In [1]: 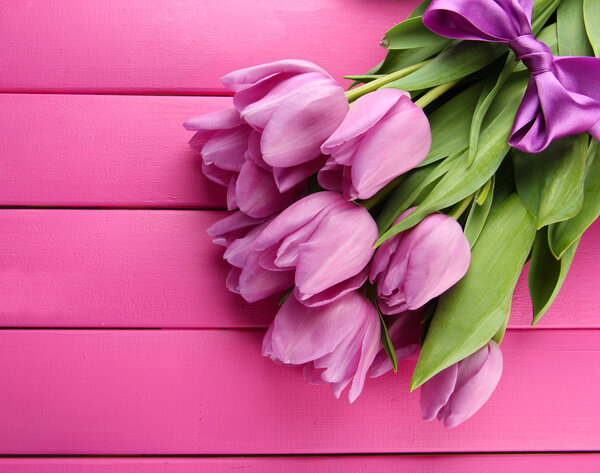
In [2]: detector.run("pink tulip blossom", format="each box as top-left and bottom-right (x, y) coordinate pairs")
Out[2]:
(184, 108), (306, 218)
(319, 89), (431, 200)
(420, 341), (503, 428)
(369, 309), (424, 378)
(207, 212), (294, 300)
(250, 191), (379, 306)
(370, 210), (471, 314)
(262, 291), (381, 403)
(222, 59), (349, 169)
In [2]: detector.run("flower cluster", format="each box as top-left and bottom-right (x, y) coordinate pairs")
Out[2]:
(184, 0), (600, 430)
(186, 57), (505, 428)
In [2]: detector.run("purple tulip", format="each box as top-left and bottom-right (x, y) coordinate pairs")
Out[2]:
(262, 291), (381, 403)
(420, 341), (503, 428)
(207, 212), (294, 300)
(250, 191), (379, 306)
(185, 108), (306, 218)
(319, 89), (431, 200)
(369, 309), (424, 378)
(370, 210), (471, 314)
(221, 59), (349, 168)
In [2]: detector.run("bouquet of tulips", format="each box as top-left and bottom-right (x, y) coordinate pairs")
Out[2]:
(185, 0), (600, 428)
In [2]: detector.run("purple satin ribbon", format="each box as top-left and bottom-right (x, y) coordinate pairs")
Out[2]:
(423, 0), (600, 153)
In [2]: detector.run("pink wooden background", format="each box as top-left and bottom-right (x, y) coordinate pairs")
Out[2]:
(1, 0), (599, 470)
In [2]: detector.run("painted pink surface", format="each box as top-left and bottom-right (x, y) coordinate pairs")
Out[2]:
(0, 0), (418, 94)
(0, 94), (227, 208)
(1, 209), (598, 328)
(1, 455), (599, 473)
(0, 210), (278, 328)
(0, 329), (598, 454)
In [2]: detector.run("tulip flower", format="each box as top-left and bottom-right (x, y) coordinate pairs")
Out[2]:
(319, 89), (431, 200)
(420, 341), (503, 428)
(369, 309), (424, 378)
(221, 59), (349, 168)
(370, 210), (471, 314)
(185, 109), (306, 218)
(207, 212), (294, 299)
(250, 191), (379, 306)
(262, 291), (381, 403)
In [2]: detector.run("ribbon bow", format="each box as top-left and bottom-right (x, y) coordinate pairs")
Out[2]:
(423, 0), (600, 153)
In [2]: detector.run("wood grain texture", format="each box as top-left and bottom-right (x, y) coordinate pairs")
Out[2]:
(0, 0), (418, 94)
(0, 94), (226, 208)
(1, 209), (598, 328)
(0, 209), (278, 328)
(0, 329), (599, 454)
(1, 455), (599, 472)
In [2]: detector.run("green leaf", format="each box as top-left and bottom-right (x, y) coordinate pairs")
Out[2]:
(583, 0), (600, 56)
(377, 75), (528, 246)
(558, 0), (594, 56)
(464, 176), (495, 247)
(513, 134), (588, 229)
(376, 153), (461, 232)
(383, 41), (506, 91)
(549, 139), (600, 258)
(379, 311), (398, 373)
(468, 55), (516, 166)
(411, 193), (536, 389)
(408, 0), (432, 18)
(423, 83), (483, 167)
(382, 17), (451, 50)
(528, 227), (580, 326)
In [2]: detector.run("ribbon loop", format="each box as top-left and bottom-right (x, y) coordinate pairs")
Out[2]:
(423, 0), (600, 153)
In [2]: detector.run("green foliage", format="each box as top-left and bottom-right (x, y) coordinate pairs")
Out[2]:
(411, 194), (536, 389)
(583, 0), (600, 56)
(549, 140), (600, 258)
(558, 0), (594, 56)
(513, 135), (588, 229)
(528, 228), (580, 326)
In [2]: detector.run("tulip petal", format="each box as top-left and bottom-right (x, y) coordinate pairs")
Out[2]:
(253, 192), (339, 253)
(347, 309), (381, 403)
(261, 85), (349, 167)
(351, 96), (431, 199)
(420, 363), (458, 421)
(296, 268), (369, 307)
(272, 156), (325, 192)
(442, 342), (503, 428)
(400, 214), (471, 310)
(238, 254), (294, 303)
(317, 159), (344, 193)
(294, 202), (378, 297)
(223, 220), (270, 268)
(270, 293), (363, 364)
(221, 59), (331, 92)
(236, 160), (306, 218)
(183, 108), (243, 131)
(202, 126), (251, 171)
(321, 88), (408, 154)
(207, 211), (265, 247)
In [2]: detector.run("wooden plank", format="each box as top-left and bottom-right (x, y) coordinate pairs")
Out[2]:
(0, 329), (598, 454)
(0, 0), (418, 94)
(1, 209), (599, 328)
(1, 455), (599, 472)
(0, 94), (227, 208)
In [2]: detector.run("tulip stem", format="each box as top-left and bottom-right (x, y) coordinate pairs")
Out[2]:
(414, 80), (460, 108)
(345, 60), (431, 102)
(447, 193), (475, 220)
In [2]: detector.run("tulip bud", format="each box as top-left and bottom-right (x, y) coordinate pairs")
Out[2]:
(370, 210), (471, 314)
(319, 89), (431, 200)
(263, 291), (381, 403)
(420, 341), (503, 428)
(249, 191), (379, 306)
(222, 59), (349, 168)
